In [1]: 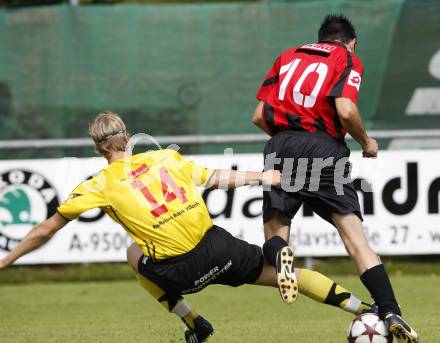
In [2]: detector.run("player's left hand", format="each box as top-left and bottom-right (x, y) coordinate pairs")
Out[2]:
(0, 259), (7, 269)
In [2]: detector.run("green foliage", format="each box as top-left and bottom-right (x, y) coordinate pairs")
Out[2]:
(0, 263), (134, 284)
(1, 256), (439, 284)
(0, 276), (436, 342)
(0, 0), (256, 6)
(81, 0), (257, 3)
(0, 0), (62, 6)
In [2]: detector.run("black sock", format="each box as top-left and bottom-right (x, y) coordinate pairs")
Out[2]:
(263, 236), (288, 266)
(360, 264), (401, 317)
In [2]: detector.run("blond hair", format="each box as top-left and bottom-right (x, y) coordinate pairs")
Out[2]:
(89, 111), (128, 158)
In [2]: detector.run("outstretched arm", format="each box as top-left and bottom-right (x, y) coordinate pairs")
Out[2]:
(0, 213), (68, 268)
(206, 169), (280, 189)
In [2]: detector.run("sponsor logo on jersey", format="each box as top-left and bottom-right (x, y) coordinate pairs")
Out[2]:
(300, 43), (337, 53)
(0, 170), (59, 252)
(347, 70), (362, 90)
(130, 164), (150, 178)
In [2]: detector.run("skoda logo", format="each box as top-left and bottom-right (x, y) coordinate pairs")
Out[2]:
(0, 169), (59, 252)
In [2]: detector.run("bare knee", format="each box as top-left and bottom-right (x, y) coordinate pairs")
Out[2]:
(344, 239), (374, 259)
(332, 212), (379, 261)
(127, 243), (143, 273)
(334, 221), (372, 257)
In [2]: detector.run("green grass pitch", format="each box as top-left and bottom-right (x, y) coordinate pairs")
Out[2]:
(0, 275), (437, 342)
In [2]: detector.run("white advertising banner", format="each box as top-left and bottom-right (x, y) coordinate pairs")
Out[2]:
(1, 150), (440, 264)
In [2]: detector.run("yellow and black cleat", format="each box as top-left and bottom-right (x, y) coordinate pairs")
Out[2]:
(276, 246), (298, 305)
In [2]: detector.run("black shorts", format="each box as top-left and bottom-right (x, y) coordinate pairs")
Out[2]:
(138, 226), (263, 296)
(263, 130), (362, 226)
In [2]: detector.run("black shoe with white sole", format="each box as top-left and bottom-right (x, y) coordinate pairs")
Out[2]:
(276, 246), (298, 304)
(385, 312), (419, 343)
(184, 316), (214, 343)
(361, 302), (380, 315)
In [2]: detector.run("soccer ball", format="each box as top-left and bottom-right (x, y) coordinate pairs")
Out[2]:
(347, 313), (393, 343)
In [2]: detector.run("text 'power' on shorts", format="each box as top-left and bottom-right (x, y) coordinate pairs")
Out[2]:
(138, 226), (264, 296)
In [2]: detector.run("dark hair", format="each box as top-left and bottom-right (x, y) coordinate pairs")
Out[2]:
(318, 14), (356, 44)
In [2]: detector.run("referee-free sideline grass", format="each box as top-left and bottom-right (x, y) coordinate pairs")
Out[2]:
(0, 275), (437, 342)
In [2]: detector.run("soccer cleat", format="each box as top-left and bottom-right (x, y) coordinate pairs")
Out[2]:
(184, 316), (214, 343)
(385, 312), (419, 343)
(276, 246), (298, 304)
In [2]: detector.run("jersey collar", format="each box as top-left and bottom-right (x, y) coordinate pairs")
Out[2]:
(317, 40), (347, 50)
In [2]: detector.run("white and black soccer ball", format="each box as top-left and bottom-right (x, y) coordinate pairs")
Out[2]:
(347, 313), (393, 343)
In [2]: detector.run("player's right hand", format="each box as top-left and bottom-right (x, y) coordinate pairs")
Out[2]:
(262, 169), (281, 188)
(362, 138), (378, 158)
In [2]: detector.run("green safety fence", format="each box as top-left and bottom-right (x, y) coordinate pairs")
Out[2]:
(0, 0), (439, 158)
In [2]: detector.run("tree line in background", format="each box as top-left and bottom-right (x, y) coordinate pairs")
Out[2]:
(0, 0), (258, 6)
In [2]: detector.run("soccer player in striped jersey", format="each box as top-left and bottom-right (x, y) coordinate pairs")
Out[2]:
(252, 14), (418, 343)
(2, 111), (377, 343)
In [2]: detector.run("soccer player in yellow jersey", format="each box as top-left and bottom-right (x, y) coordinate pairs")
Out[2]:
(1, 112), (376, 343)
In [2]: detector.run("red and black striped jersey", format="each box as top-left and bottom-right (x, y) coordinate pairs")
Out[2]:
(256, 41), (363, 141)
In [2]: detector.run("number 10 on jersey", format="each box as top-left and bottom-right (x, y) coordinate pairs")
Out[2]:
(279, 58), (328, 108)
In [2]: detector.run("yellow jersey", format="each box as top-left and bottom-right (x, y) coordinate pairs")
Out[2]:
(57, 149), (214, 261)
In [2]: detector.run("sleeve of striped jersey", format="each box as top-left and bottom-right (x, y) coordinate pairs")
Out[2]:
(171, 151), (214, 187)
(57, 176), (107, 221)
(256, 55), (281, 101)
(340, 56), (363, 104)
(330, 54), (364, 104)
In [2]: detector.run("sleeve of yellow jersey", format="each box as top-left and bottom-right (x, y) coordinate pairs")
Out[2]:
(171, 150), (214, 187)
(57, 175), (107, 221)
